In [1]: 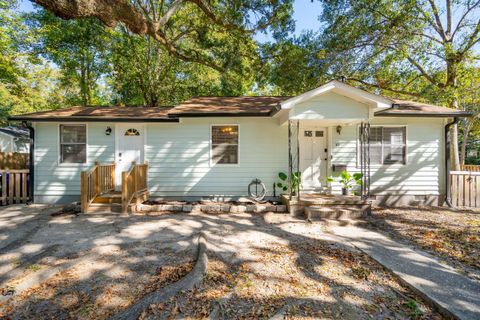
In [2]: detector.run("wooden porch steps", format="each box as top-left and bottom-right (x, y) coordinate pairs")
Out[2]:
(89, 190), (149, 213)
(81, 161), (149, 214)
(93, 192), (122, 204)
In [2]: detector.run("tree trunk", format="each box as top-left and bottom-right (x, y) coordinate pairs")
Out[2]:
(80, 57), (87, 107)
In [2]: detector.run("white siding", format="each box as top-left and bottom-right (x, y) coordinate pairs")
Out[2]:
(146, 118), (288, 197)
(290, 91), (370, 120)
(34, 118), (288, 200)
(330, 117), (445, 196)
(33, 116), (444, 202)
(34, 122), (115, 197)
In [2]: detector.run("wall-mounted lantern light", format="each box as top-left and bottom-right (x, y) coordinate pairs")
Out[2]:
(105, 127), (112, 136)
(336, 125), (342, 135)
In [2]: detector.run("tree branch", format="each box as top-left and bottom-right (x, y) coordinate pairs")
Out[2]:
(452, 0), (480, 39)
(346, 77), (422, 97)
(427, 0), (447, 41)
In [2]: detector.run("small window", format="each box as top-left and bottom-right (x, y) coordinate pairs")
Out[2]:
(125, 128), (140, 136)
(211, 125), (239, 165)
(315, 130), (324, 137)
(60, 124), (86, 163)
(359, 126), (406, 165)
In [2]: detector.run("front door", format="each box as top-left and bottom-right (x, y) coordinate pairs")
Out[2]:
(115, 124), (145, 190)
(299, 127), (328, 191)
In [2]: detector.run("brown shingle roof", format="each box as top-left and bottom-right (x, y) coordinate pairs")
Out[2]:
(375, 99), (472, 117)
(10, 106), (178, 122)
(9, 95), (472, 122)
(168, 96), (291, 116)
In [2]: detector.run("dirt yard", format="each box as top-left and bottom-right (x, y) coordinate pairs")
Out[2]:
(0, 205), (444, 319)
(365, 206), (480, 280)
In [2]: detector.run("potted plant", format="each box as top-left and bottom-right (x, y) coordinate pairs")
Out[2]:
(276, 171), (302, 195)
(325, 176), (334, 194)
(338, 170), (363, 195)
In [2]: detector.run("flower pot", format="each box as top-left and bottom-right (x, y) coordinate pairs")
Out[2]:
(341, 187), (350, 196)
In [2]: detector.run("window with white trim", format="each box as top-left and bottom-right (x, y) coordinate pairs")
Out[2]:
(60, 124), (86, 163)
(360, 126), (406, 165)
(211, 125), (239, 165)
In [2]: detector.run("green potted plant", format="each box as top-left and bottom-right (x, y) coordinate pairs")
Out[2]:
(338, 170), (363, 195)
(276, 171), (301, 195)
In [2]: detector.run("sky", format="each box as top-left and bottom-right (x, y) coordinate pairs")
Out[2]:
(18, 0), (324, 43)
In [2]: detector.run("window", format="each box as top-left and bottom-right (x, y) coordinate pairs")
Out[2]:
(211, 125), (239, 165)
(125, 128), (140, 136)
(60, 124), (86, 163)
(360, 126), (406, 165)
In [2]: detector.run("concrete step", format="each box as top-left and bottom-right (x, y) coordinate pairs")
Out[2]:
(302, 195), (368, 206)
(305, 205), (370, 220)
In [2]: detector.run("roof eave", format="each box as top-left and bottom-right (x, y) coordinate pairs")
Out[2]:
(167, 112), (272, 117)
(8, 116), (180, 122)
(374, 111), (473, 118)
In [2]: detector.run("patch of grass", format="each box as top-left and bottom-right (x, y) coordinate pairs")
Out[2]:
(403, 299), (423, 319)
(11, 258), (22, 266)
(78, 304), (94, 316)
(351, 264), (372, 280)
(25, 264), (42, 272)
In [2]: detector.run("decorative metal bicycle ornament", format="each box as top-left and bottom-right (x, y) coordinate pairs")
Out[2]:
(248, 178), (267, 202)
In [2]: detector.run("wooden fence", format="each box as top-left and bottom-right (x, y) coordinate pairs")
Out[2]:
(0, 152), (29, 169)
(0, 169), (30, 205)
(450, 171), (480, 208)
(460, 165), (480, 172)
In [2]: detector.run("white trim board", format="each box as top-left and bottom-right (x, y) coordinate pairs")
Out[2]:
(280, 80), (393, 111)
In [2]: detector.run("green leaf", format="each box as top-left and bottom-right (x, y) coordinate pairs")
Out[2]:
(278, 172), (287, 181)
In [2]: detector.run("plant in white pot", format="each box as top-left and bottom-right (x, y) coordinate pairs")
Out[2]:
(338, 170), (363, 195)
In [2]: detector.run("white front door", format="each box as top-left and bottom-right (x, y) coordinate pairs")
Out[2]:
(299, 127), (328, 191)
(115, 124), (145, 190)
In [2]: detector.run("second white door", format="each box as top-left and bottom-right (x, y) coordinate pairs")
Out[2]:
(116, 124), (145, 190)
(299, 127), (328, 191)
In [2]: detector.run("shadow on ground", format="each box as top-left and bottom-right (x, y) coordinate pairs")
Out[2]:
(0, 205), (442, 319)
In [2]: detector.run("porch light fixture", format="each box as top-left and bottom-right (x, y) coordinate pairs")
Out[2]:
(105, 127), (112, 136)
(336, 125), (342, 135)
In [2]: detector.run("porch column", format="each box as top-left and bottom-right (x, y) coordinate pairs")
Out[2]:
(296, 120), (300, 198)
(288, 120), (292, 200)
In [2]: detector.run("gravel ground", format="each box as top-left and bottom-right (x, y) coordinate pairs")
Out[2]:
(364, 206), (480, 280)
(0, 206), (447, 319)
(143, 241), (441, 320)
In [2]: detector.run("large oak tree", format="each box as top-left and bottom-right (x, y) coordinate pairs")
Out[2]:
(315, 0), (480, 169)
(31, 0), (294, 71)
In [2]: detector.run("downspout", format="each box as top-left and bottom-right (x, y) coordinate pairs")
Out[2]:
(444, 117), (458, 208)
(22, 121), (34, 204)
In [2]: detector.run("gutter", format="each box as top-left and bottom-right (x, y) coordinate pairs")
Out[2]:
(22, 121), (34, 204)
(10, 117), (180, 123)
(444, 117), (459, 208)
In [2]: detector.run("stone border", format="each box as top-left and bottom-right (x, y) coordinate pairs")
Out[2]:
(134, 203), (287, 214)
(111, 232), (209, 320)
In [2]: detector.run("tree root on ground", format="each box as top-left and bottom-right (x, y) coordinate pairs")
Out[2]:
(110, 232), (209, 320)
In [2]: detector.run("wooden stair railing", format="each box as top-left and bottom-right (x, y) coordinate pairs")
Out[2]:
(81, 162), (115, 213)
(121, 161), (148, 214)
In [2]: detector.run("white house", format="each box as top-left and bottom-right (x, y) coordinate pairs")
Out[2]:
(11, 81), (471, 208)
(0, 126), (30, 153)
